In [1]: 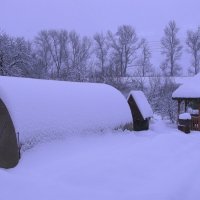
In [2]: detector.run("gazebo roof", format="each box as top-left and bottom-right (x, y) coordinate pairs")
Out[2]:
(172, 73), (200, 100)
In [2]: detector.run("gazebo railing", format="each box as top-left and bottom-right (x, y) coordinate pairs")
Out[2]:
(191, 116), (200, 131)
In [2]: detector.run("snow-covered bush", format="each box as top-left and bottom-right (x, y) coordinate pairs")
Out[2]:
(147, 77), (179, 122)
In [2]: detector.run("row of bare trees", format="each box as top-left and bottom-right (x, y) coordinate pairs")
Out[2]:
(161, 20), (200, 76)
(1, 22), (200, 82)
(94, 27), (152, 80)
(34, 30), (91, 81)
(0, 25), (154, 83)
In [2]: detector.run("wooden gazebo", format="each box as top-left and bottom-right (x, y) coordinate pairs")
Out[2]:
(172, 97), (200, 131)
(172, 73), (200, 131)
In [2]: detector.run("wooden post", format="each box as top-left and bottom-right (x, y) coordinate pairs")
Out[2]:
(184, 99), (187, 112)
(198, 103), (200, 115)
(178, 100), (181, 115)
(177, 100), (181, 124)
(198, 102), (200, 131)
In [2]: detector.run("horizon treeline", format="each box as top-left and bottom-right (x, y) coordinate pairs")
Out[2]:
(0, 20), (200, 83)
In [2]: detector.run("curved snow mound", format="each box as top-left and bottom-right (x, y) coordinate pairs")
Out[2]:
(0, 76), (132, 144)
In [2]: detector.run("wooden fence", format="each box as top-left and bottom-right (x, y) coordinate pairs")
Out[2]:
(191, 116), (200, 131)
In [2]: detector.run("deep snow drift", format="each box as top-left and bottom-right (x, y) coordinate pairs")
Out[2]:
(0, 117), (200, 200)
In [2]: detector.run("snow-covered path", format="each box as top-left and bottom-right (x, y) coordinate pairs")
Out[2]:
(1, 118), (200, 200)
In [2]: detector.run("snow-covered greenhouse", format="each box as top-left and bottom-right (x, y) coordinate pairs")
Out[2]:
(127, 90), (153, 131)
(0, 76), (132, 168)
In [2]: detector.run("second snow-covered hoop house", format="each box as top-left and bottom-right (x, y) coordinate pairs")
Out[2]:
(0, 76), (132, 168)
(127, 91), (153, 131)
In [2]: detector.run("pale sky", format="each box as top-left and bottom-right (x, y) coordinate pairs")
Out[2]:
(1, 0), (200, 71)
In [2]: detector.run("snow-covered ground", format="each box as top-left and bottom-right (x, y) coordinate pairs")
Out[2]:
(1, 116), (200, 200)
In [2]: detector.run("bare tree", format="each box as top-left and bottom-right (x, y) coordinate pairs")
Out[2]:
(186, 27), (200, 75)
(35, 30), (91, 81)
(136, 38), (152, 76)
(34, 30), (53, 78)
(47, 30), (68, 79)
(35, 30), (69, 79)
(69, 31), (91, 81)
(93, 33), (109, 79)
(108, 25), (140, 77)
(160, 20), (182, 76)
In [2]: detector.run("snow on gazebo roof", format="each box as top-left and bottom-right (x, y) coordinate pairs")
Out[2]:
(172, 73), (200, 99)
(127, 91), (153, 119)
(0, 76), (132, 145)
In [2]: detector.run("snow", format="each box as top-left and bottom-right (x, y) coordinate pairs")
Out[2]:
(172, 73), (200, 98)
(179, 113), (191, 120)
(174, 76), (194, 85)
(1, 117), (200, 200)
(121, 76), (193, 87)
(128, 90), (153, 119)
(187, 108), (199, 115)
(0, 76), (132, 145)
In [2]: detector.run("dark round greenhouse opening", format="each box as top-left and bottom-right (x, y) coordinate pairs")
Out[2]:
(0, 99), (19, 168)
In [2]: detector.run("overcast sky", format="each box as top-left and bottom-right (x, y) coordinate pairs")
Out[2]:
(1, 0), (200, 71)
